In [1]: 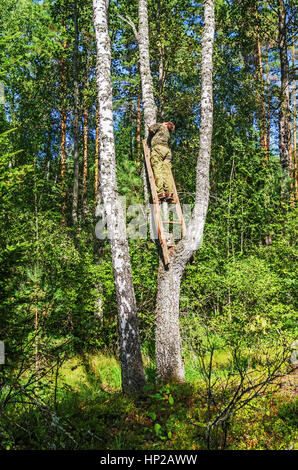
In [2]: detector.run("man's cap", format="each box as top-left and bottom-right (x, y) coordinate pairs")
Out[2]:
(164, 121), (175, 131)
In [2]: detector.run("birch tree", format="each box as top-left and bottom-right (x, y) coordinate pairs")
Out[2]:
(137, 0), (157, 131)
(59, 36), (67, 218)
(277, 0), (291, 173)
(119, 0), (157, 131)
(136, 0), (215, 383)
(118, 0), (157, 206)
(72, 0), (80, 224)
(92, 0), (146, 394)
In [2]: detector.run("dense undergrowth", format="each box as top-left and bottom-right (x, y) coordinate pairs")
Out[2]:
(0, 352), (297, 451)
(0, 211), (297, 451)
(0, 0), (297, 454)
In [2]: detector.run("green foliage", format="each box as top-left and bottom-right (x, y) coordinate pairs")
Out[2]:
(0, 0), (296, 452)
(1, 353), (296, 450)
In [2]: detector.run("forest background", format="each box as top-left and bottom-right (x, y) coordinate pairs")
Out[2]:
(0, 0), (297, 451)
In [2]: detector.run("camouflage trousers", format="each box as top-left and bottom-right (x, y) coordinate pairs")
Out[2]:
(150, 144), (174, 195)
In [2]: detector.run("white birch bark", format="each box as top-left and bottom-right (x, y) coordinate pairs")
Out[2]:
(119, 1), (156, 203)
(138, 0), (157, 130)
(72, 0), (80, 224)
(92, 0), (146, 394)
(278, 0), (291, 173)
(119, 0), (214, 383)
(155, 0), (214, 383)
(118, 0), (157, 129)
(137, 0), (157, 205)
(137, 0), (215, 383)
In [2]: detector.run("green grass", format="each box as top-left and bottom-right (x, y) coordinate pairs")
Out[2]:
(184, 349), (233, 383)
(1, 351), (297, 451)
(58, 353), (122, 394)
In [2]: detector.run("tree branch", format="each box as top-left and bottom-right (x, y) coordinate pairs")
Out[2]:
(118, 14), (139, 43)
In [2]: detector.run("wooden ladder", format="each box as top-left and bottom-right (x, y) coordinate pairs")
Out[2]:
(143, 139), (186, 266)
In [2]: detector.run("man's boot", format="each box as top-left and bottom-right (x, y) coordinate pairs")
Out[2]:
(158, 193), (167, 201)
(164, 193), (174, 202)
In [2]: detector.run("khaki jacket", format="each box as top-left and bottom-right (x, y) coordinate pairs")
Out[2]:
(149, 123), (170, 148)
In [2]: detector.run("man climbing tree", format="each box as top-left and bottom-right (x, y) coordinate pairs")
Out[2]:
(136, 0), (215, 383)
(119, 0), (215, 383)
(149, 121), (175, 202)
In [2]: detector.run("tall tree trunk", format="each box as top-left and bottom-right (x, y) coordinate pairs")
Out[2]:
(137, 0), (214, 383)
(118, 0), (156, 202)
(33, 160), (40, 388)
(129, 99), (134, 160)
(156, 0), (214, 383)
(83, 71), (88, 215)
(157, 0), (166, 120)
(138, 0), (157, 204)
(59, 36), (67, 218)
(244, 54), (254, 141)
(158, 43), (166, 120)
(83, 34), (90, 215)
(278, 0), (291, 174)
(95, 107), (100, 203)
(252, 4), (267, 154)
(138, 0), (158, 130)
(155, 264), (185, 382)
(136, 92), (142, 165)
(72, 0), (80, 223)
(266, 45), (270, 154)
(255, 38), (267, 152)
(60, 109), (67, 216)
(292, 45), (297, 201)
(83, 94), (88, 215)
(92, 0), (146, 394)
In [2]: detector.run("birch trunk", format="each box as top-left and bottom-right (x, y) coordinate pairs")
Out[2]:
(155, 264), (185, 382)
(72, 0), (80, 223)
(94, 107), (99, 203)
(266, 45), (270, 154)
(137, 0), (157, 205)
(136, 92), (142, 164)
(138, 0), (157, 129)
(156, 0), (166, 119)
(137, 0), (214, 383)
(92, 0), (146, 394)
(278, 0), (291, 173)
(253, 5), (267, 154)
(255, 38), (267, 152)
(60, 109), (67, 216)
(292, 46), (297, 201)
(83, 34), (90, 215)
(59, 36), (67, 218)
(83, 93), (88, 215)
(155, 0), (214, 382)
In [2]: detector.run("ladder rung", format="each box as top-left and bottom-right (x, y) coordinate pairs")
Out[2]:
(161, 220), (182, 224)
(143, 138), (186, 264)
